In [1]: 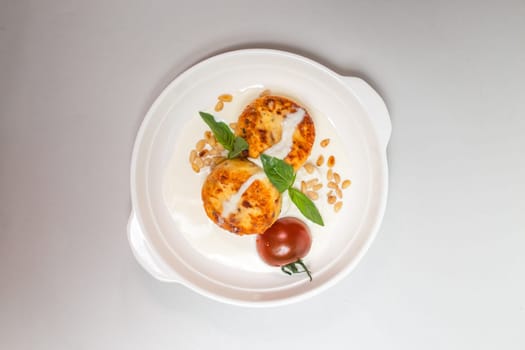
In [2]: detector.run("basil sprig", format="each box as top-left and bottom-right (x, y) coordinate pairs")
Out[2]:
(228, 136), (249, 159)
(260, 154), (296, 193)
(260, 154), (324, 226)
(288, 188), (324, 227)
(199, 112), (248, 159)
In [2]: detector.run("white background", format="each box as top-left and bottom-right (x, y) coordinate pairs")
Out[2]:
(1, 1), (524, 349)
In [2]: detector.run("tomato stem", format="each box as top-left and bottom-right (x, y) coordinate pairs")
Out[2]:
(281, 259), (312, 282)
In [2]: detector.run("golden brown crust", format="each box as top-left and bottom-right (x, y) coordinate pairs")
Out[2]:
(201, 159), (282, 235)
(234, 95), (315, 170)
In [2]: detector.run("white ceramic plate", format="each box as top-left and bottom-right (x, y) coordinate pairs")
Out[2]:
(128, 49), (391, 307)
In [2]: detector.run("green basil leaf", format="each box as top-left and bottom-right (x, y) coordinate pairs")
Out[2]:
(228, 136), (249, 159)
(199, 112), (234, 151)
(260, 154), (295, 193)
(288, 187), (325, 226)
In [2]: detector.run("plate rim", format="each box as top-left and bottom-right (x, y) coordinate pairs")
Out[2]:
(129, 48), (391, 306)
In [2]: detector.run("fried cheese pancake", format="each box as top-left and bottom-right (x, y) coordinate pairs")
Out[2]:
(234, 95), (315, 170)
(201, 159), (282, 235)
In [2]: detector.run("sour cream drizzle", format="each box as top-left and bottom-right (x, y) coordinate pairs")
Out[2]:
(264, 108), (305, 159)
(221, 109), (305, 218)
(221, 172), (267, 217)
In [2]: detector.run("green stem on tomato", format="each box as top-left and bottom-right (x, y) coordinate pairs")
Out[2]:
(280, 259), (312, 282)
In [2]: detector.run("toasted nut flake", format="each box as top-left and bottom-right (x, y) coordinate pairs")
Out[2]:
(327, 168), (333, 181)
(336, 187), (343, 199)
(203, 158), (213, 166)
(333, 172), (341, 184)
(328, 194), (337, 204)
(320, 138), (330, 148)
(301, 181), (307, 193)
(342, 179), (352, 189)
(327, 181), (337, 189)
(327, 155), (335, 168)
(229, 122), (237, 130)
(316, 155), (324, 167)
(189, 150), (197, 163)
(305, 178), (319, 187)
(196, 139), (206, 151)
(306, 191), (319, 200)
(304, 163), (315, 174)
(218, 94), (233, 102)
(313, 183), (323, 191)
(198, 149), (209, 157)
(191, 162), (200, 173)
(204, 130), (212, 139)
(259, 89), (271, 97)
(334, 201), (343, 212)
(215, 101), (224, 112)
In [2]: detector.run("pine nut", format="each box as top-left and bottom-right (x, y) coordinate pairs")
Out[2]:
(333, 172), (341, 184)
(334, 201), (343, 212)
(196, 139), (206, 151)
(327, 155), (335, 168)
(218, 94), (233, 102)
(327, 169), (333, 181)
(189, 150), (197, 163)
(313, 183), (323, 191)
(320, 138), (330, 147)
(306, 191), (319, 200)
(336, 187), (343, 198)
(304, 163), (315, 174)
(212, 157), (224, 165)
(316, 155), (324, 167)
(229, 122), (237, 130)
(204, 131), (212, 140)
(214, 100), (224, 112)
(327, 181), (337, 189)
(191, 162), (200, 173)
(305, 178), (319, 187)
(301, 181), (307, 193)
(194, 157), (204, 168)
(328, 194), (337, 204)
(208, 148), (222, 156)
(342, 179), (352, 189)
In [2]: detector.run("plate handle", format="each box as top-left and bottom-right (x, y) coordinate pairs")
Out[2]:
(127, 212), (180, 282)
(341, 77), (392, 149)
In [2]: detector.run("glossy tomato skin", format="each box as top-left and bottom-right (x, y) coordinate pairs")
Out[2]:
(256, 217), (312, 266)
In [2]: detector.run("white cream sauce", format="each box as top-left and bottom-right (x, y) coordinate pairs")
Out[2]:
(264, 108), (305, 159)
(162, 87), (353, 272)
(221, 171), (267, 217)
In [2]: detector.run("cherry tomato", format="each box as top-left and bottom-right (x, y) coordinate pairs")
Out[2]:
(256, 217), (313, 280)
